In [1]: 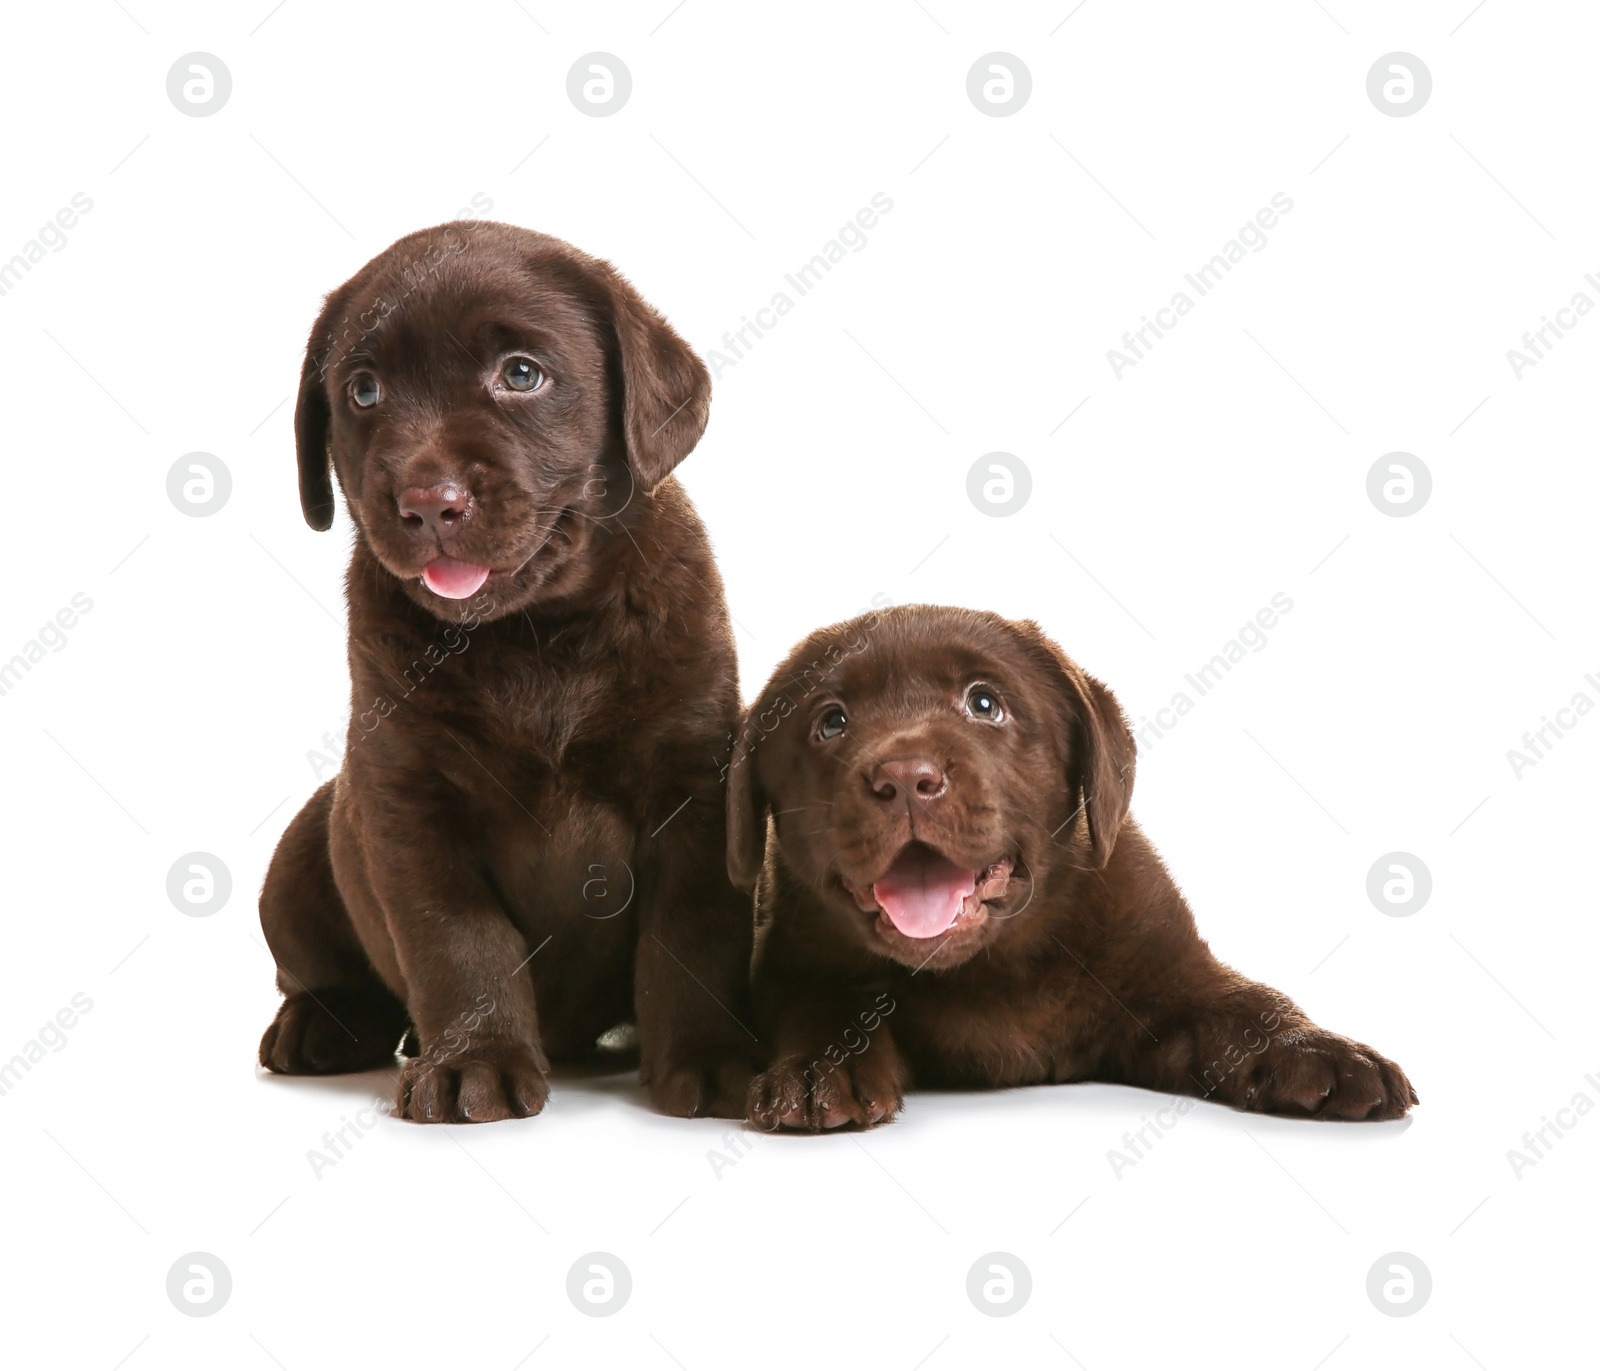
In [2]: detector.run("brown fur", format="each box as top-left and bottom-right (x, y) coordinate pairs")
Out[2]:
(257, 221), (753, 1122)
(728, 604), (1417, 1131)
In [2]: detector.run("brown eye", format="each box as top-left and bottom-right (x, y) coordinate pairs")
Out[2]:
(500, 356), (543, 392)
(349, 374), (380, 408)
(965, 686), (1003, 722)
(817, 706), (847, 741)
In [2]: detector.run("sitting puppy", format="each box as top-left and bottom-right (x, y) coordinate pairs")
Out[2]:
(257, 221), (753, 1122)
(728, 604), (1417, 1130)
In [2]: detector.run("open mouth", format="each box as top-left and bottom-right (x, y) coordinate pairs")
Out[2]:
(846, 842), (1015, 941)
(418, 508), (578, 600)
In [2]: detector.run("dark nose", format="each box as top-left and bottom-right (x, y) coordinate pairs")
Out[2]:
(398, 483), (474, 536)
(871, 756), (948, 805)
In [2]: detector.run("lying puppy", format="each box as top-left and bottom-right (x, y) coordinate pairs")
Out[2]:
(728, 604), (1417, 1130)
(258, 221), (753, 1121)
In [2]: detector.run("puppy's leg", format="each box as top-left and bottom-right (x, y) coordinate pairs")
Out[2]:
(634, 802), (756, 1119)
(380, 890), (549, 1124)
(259, 781), (410, 1075)
(305, 781), (547, 1124)
(747, 980), (908, 1132)
(1108, 971), (1418, 1121)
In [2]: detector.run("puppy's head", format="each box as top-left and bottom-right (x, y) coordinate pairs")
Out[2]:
(728, 605), (1135, 971)
(293, 221), (710, 620)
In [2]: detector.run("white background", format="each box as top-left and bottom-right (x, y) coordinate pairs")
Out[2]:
(1, 1), (1594, 1367)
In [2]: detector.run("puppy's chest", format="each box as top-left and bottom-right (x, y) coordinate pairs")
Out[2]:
(898, 973), (1091, 1087)
(454, 633), (668, 766)
(486, 796), (640, 931)
(480, 663), (623, 762)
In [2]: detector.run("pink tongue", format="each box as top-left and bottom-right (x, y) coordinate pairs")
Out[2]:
(872, 848), (977, 939)
(421, 557), (491, 600)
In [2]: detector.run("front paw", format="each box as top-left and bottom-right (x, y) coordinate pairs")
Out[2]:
(396, 1041), (549, 1123)
(748, 1053), (904, 1132)
(1232, 1029), (1418, 1121)
(646, 1047), (754, 1119)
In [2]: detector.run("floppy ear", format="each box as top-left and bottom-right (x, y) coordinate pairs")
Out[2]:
(725, 726), (769, 896)
(293, 277), (363, 533)
(1023, 624), (1136, 866)
(1067, 666), (1137, 865)
(293, 341), (336, 531)
(598, 265), (711, 493)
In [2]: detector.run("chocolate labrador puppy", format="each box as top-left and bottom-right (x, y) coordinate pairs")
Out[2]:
(729, 604), (1417, 1130)
(257, 221), (753, 1122)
